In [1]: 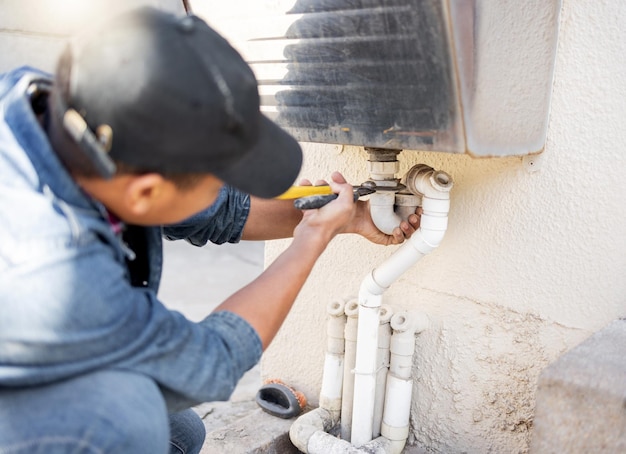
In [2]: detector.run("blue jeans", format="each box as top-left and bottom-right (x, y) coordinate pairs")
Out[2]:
(0, 370), (206, 453)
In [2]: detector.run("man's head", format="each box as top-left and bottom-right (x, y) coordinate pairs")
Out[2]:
(51, 6), (301, 203)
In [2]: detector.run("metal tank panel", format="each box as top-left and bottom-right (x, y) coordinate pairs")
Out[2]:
(250, 0), (463, 152)
(197, 0), (562, 157)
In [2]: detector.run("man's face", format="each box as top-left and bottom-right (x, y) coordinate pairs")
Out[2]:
(148, 175), (226, 225)
(77, 173), (225, 226)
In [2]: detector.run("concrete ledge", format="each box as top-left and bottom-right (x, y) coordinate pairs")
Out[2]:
(531, 318), (626, 453)
(202, 408), (300, 454)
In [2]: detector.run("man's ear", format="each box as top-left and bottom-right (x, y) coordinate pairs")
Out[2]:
(123, 173), (167, 216)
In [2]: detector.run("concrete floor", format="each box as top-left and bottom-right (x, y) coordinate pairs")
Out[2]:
(157, 239), (265, 444)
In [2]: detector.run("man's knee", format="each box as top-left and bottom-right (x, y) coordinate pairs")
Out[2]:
(169, 409), (206, 454)
(0, 370), (170, 453)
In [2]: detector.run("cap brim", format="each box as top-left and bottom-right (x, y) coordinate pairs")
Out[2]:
(214, 115), (302, 199)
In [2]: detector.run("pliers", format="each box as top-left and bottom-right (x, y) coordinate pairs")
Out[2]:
(276, 183), (376, 210)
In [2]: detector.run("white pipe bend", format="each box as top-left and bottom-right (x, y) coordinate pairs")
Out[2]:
(290, 406), (398, 454)
(404, 164), (453, 200)
(289, 407), (338, 453)
(369, 192), (401, 235)
(370, 165), (452, 235)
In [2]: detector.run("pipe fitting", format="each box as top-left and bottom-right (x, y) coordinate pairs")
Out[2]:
(394, 192), (421, 222)
(326, 300), (347, 355)
(389, 311), (428, 379)
(391, 310), (429, 336)
(319, 300), (347, 415)
(289, 407), (338, 453)
(369, 192), (402, 235)
(359, 271), (387, 305)
(404, 164), (453, 199)
(367, 160), (400, 183)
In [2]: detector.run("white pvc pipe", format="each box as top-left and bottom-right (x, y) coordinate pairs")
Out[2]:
(350, 303), (380, 446)
(320, 300), (347, 417)
(290, 165), (452, 453)
(307, 430), (391, 453)
(293, 312), (429, 454)
(290, 407), (337, 453)
(394, 192), (421, 224)
(351, 166), (452, 447)
(290, 300), (347, 453)
(380, 311), (429, 454)
(340, 300), (359, 441)
(369, 192), (402, 235)
(372, 305), (393, 438)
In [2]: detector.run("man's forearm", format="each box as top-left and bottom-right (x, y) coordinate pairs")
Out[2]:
(241, 197), (303, 241)
(215, 177), (357, 349)
(211, 233), (327, 349)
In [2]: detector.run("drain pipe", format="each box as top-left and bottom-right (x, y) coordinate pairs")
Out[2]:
(366, 148), (406, 235)
(340, 299), (359, 441)
(290, 164), (452, 452)
(290, 300), (346, 453)
(366, 149), (424, 236)
(372, 305), (393, 438)
(289, 310), (430, 454)
(321, 299), (347, 420)
(351, 165), (453, 447)
(380, 311), (429, 453)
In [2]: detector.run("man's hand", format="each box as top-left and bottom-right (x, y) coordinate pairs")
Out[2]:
(348, 200), (421, 245)
(298, 171), (421, 246)
(293, 172), (356, 246)
(226, 172), (420, 349)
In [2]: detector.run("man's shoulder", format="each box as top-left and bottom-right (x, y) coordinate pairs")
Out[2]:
(0, 66), (51, 100)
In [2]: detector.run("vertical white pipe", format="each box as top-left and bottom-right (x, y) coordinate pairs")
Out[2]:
(380, 311), (429, 453)
(351, 303), (380, 446)
(340, 299), (359, 441)
(319, 299), (346, 416)
(372, 305), (393, 438)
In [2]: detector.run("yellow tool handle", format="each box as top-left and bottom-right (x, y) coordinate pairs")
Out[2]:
(275, 185), (334, 200)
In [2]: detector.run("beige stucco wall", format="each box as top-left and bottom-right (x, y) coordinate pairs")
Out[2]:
(251, 1), (625, 453)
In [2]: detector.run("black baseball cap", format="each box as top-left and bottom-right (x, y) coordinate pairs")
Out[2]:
(57, 6), (302, 198)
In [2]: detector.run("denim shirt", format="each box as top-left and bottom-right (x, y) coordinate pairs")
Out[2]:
(0, 67), (263, 409)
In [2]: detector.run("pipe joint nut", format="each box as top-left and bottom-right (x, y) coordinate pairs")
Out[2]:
(381, 422), (410, 443)
(368, 160), (400, 180)
(421, 197), (451, 214)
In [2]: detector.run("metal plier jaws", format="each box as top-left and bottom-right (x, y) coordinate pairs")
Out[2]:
(293, 184), (376, 210)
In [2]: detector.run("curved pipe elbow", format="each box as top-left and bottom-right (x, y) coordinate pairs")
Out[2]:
(405, 165), (453, 200)
(415, 226), (447, 250)
(359, 271), (386, 308)
(369, 192), (401, 235)
(289, 407), (338, 453)
(369, 166), (453, 237)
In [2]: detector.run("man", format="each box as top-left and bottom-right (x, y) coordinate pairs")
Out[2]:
(0, 7), (419, 454)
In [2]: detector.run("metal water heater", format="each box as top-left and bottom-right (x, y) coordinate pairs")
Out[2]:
(197, 0), (562, 157)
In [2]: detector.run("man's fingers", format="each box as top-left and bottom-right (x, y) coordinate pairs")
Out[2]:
(330, 171), (347, 184)
(392, 227), (406, 244)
